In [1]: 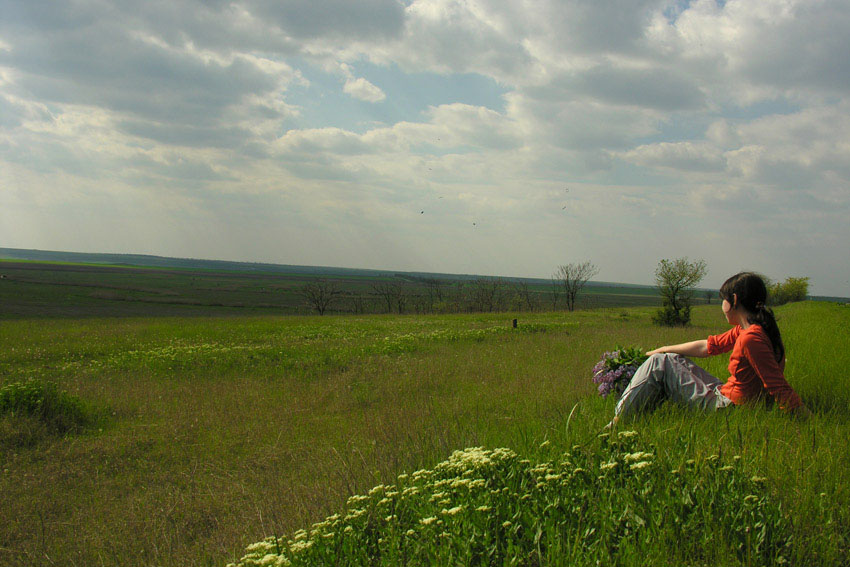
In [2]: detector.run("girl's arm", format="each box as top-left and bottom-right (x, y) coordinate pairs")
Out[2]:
(647, 340), (709, 358)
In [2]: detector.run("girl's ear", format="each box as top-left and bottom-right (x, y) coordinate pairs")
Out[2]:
(732, 293), (738, 309)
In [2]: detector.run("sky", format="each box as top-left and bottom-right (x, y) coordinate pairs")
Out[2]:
(1, 0), (849, 297)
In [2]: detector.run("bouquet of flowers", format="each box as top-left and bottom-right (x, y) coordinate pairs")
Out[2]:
(591, 346), (649, 398)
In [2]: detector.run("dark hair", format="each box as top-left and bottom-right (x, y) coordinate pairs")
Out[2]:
(719, 272), (784, 362)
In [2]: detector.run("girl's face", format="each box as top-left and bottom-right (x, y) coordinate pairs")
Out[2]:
(721, 297), (736, 325)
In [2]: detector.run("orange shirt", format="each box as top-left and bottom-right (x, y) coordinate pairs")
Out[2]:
(707, 325), (802, 411)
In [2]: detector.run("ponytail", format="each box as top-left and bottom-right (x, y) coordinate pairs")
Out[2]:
(720, 272), (785, 362)
(749, 303), (785, 362)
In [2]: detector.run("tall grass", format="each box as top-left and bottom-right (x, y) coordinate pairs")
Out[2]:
(0, 303), (847, 566)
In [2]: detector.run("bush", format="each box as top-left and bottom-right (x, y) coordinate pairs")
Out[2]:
(0, 379), (95, 438)
(769, 277), (809, 306)
(653, 303), (692, 327)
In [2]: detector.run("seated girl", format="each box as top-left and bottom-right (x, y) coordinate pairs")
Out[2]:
(610, 272), (810, 426)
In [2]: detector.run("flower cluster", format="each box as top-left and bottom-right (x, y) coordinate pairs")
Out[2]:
(229, 432), (791, 567)
(591, 346), (648, 398)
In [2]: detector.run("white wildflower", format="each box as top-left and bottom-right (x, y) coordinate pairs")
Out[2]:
(629, 461), (652, 471)
(624, 451), (654, 463)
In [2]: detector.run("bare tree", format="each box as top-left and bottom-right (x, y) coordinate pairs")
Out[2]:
(372, 281), (406, 314)
(300, 279), (342, 315)
(550, 277), (562, 310)
(469, 278), (503, 312)
(424, 278), (446, 311)
(554, 261), (600, 311)
(653, 257), (707, 326)
(512, 281), (538, 312)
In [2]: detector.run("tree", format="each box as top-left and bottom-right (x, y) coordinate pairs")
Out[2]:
(768, 276), (809, 306)
(469, 278), (503, 312)
(512, 281), (539, 312)
(653, 257), (707, 326)
(300, 279), (342, 315)
(554, 261), (600, 312)
(372, 281), (407, 314)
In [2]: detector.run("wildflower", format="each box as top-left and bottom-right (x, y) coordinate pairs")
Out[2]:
(540, 440), (551, 449)
(289, 540), (313, 553)
(502, 521), (512, 529)
(744, 495), (759, 504)
(443, 506), (465, 516)
(629, 461), (652, 471)
(750, 476), (768, 485)
(347, 495), (368, 506)
(246, 541), (276, 553)
(420, 517), (438, 526)
(430, 492), (447, 502)
(624, 451), (654, 463)
(405, 529), (416, 537)
(618, 430), (638, 439)
(719, 465), (734, 472)
(259, 554), (278, 567)
(600, 461), (618, 471)
(475, 505), (492, 513)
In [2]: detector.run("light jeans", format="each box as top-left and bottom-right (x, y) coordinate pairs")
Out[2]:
(614, 353), (733, 421)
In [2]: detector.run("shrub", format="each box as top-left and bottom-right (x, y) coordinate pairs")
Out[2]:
(768, 277), (809, 306)
(653, 302), (692, 326)
(0, 379), (94, 437)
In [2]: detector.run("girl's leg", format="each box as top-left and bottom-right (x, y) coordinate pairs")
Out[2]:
(614, 353), (728, 422)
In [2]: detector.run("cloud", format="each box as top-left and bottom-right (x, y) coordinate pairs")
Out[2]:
(342, 77), (386, 103)
(2, 0), (850, 295)
(623, 142), (725, 173)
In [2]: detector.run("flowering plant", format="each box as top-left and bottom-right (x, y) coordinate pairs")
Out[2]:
(591, 346), (648, 398)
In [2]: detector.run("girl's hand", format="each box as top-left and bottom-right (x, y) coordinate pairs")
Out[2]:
(646, 347), (665, 356)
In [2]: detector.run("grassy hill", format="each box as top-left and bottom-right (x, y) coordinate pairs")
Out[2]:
(1, 255), (666, 319)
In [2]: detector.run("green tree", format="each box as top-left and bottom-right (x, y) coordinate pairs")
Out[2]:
(653, 257), (707, 326)
(769, 276), (810, 306)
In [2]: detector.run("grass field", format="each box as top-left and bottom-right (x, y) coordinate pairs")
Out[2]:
(1, 301), (848, 566)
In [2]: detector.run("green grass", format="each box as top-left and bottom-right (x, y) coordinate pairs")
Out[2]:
(0, 302), (848, 566)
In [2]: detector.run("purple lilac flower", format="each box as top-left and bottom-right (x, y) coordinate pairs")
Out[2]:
(591, 350), (640, 398)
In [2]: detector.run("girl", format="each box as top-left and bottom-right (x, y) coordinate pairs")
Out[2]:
(609, 272), (809, 426)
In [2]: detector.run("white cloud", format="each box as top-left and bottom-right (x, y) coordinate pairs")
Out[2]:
(343, 77), (386, 102)
(2, 0), (850, 295)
